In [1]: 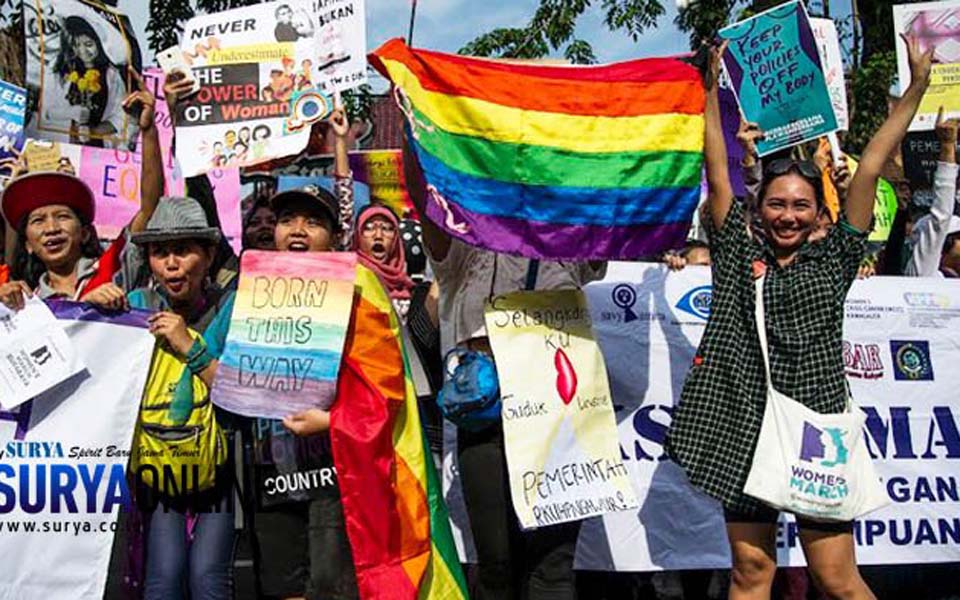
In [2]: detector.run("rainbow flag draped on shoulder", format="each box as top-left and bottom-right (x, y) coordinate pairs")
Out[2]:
(330, 265), (467, 600)
(369, 38), (706, 260)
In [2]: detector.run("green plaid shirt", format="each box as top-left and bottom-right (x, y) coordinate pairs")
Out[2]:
(666, 201), (867, 513)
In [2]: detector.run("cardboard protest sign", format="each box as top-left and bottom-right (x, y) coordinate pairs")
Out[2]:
(175, 0), (367, 177)
(720, 1), (838, 155)
(810, 18), (850, 131)
(843, 155), (900, 243)
(20, 139), (242, 249)
(894, 1), (960, 131)
(348, 150), (415, 218)
(485, 290), (638, 529)
(0, 80), (26, 164)
(211, 251), (357, 419)
(901, 130), (957, 190)
(0, 297), (84, 409)
(23, 0), (143, 150)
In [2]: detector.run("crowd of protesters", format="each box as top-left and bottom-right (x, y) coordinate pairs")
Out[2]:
(0, 31), (957, 600)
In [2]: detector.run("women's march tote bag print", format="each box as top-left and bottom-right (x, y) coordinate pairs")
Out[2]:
(743, 268), (888, 521)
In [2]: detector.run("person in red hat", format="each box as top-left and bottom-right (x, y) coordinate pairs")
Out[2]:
(0, 71), (162, 309)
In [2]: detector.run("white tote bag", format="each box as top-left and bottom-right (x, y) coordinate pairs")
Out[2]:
(743, 272), (889, 522)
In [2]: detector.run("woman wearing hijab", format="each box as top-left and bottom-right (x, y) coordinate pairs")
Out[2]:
(353, 204), (415, 319)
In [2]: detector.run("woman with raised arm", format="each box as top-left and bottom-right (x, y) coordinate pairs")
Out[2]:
(665, 36), (933, 600)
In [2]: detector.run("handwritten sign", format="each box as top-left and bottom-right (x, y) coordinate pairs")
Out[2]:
(0, 297), (84, 409)
(720, 1), (838, 155)
(485, 289), (637, 529)
(21, 138), (242, 249)
(894, 1), (960, 131)
(0, 79), (26, 163)
(810, 18), (849, 131)
(211, 251), (357, 419)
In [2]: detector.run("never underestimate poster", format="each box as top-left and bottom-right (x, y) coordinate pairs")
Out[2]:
(894, 1), (960, 131)
(23, 0), (143, 150)
(720, 1), (838, 155)
(485, 290), (638, 530)
(211, 251), (357, 419)
(175, 0), (367, 177)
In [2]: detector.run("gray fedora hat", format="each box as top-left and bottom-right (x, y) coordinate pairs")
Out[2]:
(130, 196), (222, 245)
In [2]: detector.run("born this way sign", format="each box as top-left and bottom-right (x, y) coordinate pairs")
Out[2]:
(211, 251), (357, 419)
(485, 289), (638, 529)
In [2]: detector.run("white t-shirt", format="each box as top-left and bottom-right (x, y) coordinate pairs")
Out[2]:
(430, 238), (607, 355)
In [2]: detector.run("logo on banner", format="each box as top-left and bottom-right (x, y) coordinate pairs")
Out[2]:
(890, 340), (934, 381)
(675, 286), (712, 321)
(612, 284), (638, 322)
(903, 292), (950, 309)
(799, 422), (849, 468)
(842, 341), (884, 379)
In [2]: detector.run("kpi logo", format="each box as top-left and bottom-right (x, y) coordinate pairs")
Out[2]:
(890, 340), (934, 381)
(799, 422), (849, 468)
(675, 286), (712, 321)
(842, 341), (884, 379)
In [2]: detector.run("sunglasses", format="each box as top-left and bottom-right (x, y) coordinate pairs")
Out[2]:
(763, 158), (822, 181)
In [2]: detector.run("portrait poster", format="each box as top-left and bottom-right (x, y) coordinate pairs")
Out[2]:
(23, 0), (143, 150)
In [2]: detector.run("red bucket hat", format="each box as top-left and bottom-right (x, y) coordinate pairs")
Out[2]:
(1, 172), (96, 229)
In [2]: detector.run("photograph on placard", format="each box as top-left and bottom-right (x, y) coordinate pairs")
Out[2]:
(23, 0), (143, 150)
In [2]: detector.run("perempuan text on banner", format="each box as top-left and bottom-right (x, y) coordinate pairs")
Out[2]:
(174, 0), (367, 177)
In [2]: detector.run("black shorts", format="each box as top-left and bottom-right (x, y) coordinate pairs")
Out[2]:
(724, 506), (854, 534)
(255, 496), (359, 600)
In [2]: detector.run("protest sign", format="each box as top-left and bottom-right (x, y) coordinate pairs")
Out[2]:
(19, 139), (242, 249)
(211, 251), (357, 419)
(720, 1), (838, 156)
(843, 155), (900, 243)
(0, 302), (154, 600)
(485, 290), (638, 529)
(348, 150), (415, 218)
(810, 18), (850, 130)
(175, 0), (367, 177)
(23, 0), (143, 150)
(0, 79), (26, 163)
(902, 130), (950, 190)
(894, 1), (960, 131)
(570, 263), (960, 570)
(0, 297), (83, 410)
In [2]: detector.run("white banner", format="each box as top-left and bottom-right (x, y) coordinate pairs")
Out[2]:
(0, 303), (154, 599)
(444, 263), (960, 569)
(810, 18), (849, 131)
(575, 263), (960, 570)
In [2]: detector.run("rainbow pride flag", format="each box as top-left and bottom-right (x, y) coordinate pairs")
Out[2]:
(369, 38), (706, 260)
(330, 265), (467, 600)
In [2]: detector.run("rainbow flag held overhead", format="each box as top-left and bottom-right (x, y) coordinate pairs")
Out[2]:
(330, 265), (467, 600)
(369, 38), (706, 260)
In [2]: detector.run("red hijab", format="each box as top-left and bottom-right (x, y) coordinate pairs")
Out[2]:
(353, 205), (415, 299)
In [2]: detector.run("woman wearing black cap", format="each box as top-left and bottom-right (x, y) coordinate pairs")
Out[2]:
(0, 71), (162, 309)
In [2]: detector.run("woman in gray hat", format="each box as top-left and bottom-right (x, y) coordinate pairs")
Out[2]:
(87, 194), (238, 600)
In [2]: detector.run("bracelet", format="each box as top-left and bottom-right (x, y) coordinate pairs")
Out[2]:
(184, 339), (205, 362)
(187, 346), (214, 375)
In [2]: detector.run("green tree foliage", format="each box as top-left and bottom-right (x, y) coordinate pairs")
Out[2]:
(459, 0), (666, 64)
